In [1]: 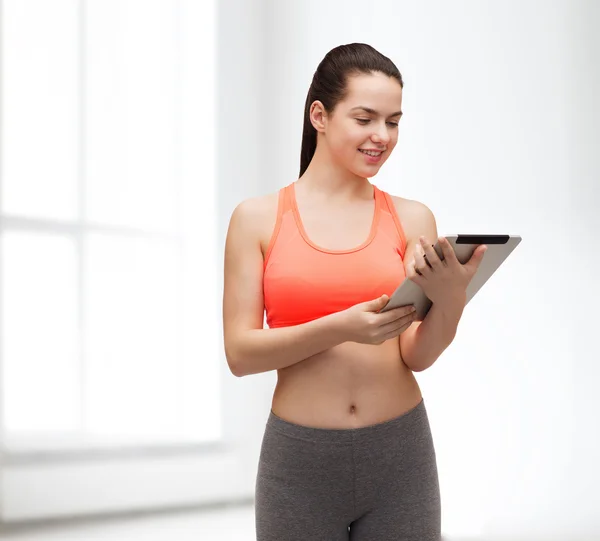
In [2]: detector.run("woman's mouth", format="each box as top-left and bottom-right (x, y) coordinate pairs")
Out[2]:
(358, 149), (383, 163)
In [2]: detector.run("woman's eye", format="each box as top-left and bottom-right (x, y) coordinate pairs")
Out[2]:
(356, 119), (399, 127)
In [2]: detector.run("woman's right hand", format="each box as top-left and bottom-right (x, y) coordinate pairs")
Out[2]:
(339, 294), (417, 345)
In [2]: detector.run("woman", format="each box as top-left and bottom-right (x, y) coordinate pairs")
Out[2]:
(223, 43), (486, 541)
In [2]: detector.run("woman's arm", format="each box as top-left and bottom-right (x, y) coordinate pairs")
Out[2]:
(227, 317), (350, 378)
(394, 198), (465, 372)
(399, 294), (465, 372)
(222, 197), (349, 377)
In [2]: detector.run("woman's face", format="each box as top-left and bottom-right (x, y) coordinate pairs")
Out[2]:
(315, 71), (403, 177)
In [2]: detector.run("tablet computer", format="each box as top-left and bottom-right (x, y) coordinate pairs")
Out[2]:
(379, 234), (522, 320)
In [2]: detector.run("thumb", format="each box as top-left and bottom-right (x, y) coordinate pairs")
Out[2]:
(368, 294), (389, 308)
(468, 245), (487, 269)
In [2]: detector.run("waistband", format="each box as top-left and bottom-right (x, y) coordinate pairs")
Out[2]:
(266, 397), (427, 445)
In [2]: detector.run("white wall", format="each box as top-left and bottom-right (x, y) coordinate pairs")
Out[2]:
(216, 0), (274, 498)
(219, 1), (600, 539)
(566, 0), (600, 537)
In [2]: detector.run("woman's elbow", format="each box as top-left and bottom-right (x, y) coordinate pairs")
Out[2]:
(224, 339), (244, 377)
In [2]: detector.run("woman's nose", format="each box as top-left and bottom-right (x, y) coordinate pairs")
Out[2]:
(373, 124), (390, 144)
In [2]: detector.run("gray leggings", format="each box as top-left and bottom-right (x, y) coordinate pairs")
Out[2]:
(255, 397), (441, 540)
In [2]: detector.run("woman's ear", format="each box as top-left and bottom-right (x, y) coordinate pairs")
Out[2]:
(309, 101), (327, 133)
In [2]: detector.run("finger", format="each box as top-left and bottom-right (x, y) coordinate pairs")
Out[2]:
(409, 272), (423, 285)
(438, 236), (459, 267)
(413, 242), (428, 274)
(379, 305), (415, 324)
(467, 245), (488, 271)
(419, 237), (442, 271)
(409, 259), (425, 282)
(378, 317), (412, 339)
(380, 318), (414, 340)
(415, 242), (432, 269)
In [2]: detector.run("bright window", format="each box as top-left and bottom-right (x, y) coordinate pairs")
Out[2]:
(0, 0), (220, 452)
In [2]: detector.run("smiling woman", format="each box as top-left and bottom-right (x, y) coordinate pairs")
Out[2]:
(297, 66), (405, 180)
(354, 107), (402, 164)
(223, 42), (454, 540)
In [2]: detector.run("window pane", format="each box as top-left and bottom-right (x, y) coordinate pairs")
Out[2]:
(1, 0), (221, 450)
(178, 0), (220, 442)
(179, 238), (220, 442)
(2, 0), (79, 220)
(85, 232), (202, 440)
(1, 232), (79, 432)
(84, 0), (180, 232)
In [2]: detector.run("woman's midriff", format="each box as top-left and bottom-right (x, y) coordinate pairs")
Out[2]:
(270, 338), (422, 429)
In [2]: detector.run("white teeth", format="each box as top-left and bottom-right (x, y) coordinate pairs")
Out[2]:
(359, 149), (382, 157)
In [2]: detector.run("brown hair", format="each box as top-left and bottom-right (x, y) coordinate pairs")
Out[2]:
(299, 43), (404, 178)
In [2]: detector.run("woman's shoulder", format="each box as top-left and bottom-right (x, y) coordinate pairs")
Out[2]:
(385, 192), (437, 243)
(230, 189), (281, 256)
(385, 192), (434, 220)
(232, 189), (279, 220)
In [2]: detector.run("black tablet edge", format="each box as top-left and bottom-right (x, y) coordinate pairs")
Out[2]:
(456, 234), (510, 245)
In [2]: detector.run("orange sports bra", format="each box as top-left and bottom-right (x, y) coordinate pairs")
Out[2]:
(263, 182), (408, 329)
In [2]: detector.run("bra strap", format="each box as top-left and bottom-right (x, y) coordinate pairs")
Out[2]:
(381, 189), (408, 256)
(282, 183), (295, 214)
(263, 185), (290, 267)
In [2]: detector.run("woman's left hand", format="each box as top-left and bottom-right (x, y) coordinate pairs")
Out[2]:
(408, 236), (488, 306)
